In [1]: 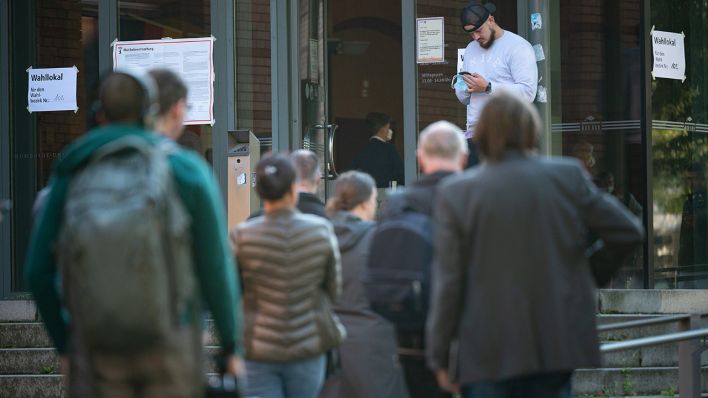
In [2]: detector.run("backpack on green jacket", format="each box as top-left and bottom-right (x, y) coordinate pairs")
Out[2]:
(58, 135), (196, 353)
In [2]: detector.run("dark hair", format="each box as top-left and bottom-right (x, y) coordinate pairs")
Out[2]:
(149, 69), (188, 116)
(291, 149), (320, 184)
(365, 112), (392, 136)
(255, 153), (297, 201)
(97, 72), (148, 123)
(325, 171), (375, 215)
(473, 91), (540, 162)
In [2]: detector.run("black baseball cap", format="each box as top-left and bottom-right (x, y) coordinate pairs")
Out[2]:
(461, 2), (497, 32)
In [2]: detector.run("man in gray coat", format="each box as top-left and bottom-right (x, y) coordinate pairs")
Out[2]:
(426, 91), (644, 398)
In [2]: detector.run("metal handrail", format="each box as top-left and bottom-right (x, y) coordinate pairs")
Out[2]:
(598, 312), (708, 332)
(598, 314), (694, 332)
(597, 312), (708, 398)
(601, 328), (708, 353)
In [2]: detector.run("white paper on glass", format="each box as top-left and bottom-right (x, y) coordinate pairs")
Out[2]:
(457, 49), (465, 73)
(650, 27), (686, 82)
(416, 17), (445, 64)
(27, 66), (78, 113)
(113, 37), (215, 125)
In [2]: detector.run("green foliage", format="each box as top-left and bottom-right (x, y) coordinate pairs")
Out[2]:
(660, 386), (678, 396)
(621, 368), (633, 395)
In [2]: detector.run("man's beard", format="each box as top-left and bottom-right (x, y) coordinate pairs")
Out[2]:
(480, 29), (497, 49)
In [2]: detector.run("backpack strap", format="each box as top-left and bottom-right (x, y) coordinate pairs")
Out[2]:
(90, 135), (154, 164)
(385, 190), (425, 217)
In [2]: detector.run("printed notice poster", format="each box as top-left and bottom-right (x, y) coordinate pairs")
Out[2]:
(416, 17), (445, 64)
(113, 37), (215, 125)
(650, 28), (686, 82)
(27, 66), (78, 113)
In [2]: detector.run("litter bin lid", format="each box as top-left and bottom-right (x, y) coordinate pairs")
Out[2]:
(228, 143), (249, 157)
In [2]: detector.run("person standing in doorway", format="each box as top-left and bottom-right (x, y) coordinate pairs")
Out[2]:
(351, 112), (405, 188)
(455, 1), (538, 167)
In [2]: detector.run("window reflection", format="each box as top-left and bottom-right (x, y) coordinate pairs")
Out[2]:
(556, 0), (644, 288)
(651, 0), (708, 288)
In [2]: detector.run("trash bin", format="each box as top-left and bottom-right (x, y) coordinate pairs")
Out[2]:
(227, 129), (260, 230)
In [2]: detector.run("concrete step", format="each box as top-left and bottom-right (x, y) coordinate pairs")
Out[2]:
(5, 315), (700, 349)
(572, 366), (708, 396)
(0, 319), (222, 348)
(0, 347), (223, 375)
(0, 322), (50, 348)
(598, 289), (708, 314)
(0, 374), (230, 398)
(0, 348), (58, 375)
(573, 396), (708, 398)
(0, 375), (65, 398)
(601, 342), (708, 367)
(0, 301), (37, 322)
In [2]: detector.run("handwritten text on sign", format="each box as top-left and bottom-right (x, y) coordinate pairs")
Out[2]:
(651, 29), (686, 82)
(27, 66), (79, 113)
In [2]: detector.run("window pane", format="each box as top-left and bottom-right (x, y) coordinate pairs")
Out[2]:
(651, 0), (708, 288)
(9, 0), (98, 290)
(119, 0), (213, 163)
(555, 0), (645, 288)
(235, 0), (272, 153)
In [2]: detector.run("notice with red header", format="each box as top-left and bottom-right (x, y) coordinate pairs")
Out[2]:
(113, 37), (214, 125)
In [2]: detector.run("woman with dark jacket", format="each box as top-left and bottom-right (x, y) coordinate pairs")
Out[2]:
(230, 154), (345, 398)
(319, 171), (410, 398)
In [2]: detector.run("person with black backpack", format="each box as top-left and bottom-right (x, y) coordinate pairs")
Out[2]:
(25, 70), (244, 397)
(366, 121), (468, 398)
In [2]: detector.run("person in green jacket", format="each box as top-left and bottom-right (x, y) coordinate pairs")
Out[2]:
(25, 70), (243, 397)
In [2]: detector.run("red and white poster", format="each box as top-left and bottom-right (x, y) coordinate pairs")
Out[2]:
(113, 37), (215, 125)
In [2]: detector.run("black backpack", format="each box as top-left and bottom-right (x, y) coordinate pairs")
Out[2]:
(365, 192), (433, 335)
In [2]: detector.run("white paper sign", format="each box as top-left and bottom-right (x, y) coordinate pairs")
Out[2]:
(113, 37), (215, 125)
(27, 66), (78, 113)
(416, 17), (445, 64)
(457, 49), (465, 73)
(650, 28), (686, 82)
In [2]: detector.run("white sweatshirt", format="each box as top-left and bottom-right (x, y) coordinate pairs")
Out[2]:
(456, 30), (538, 132)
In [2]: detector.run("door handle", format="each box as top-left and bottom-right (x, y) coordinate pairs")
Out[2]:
(326, 124), (339, 177)
(306, 124), (339, 178)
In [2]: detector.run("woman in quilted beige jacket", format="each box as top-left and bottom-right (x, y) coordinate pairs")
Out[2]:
(231, 153), (344, 398)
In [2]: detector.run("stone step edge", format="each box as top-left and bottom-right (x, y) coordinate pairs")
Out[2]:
(576, 366), (708, 371)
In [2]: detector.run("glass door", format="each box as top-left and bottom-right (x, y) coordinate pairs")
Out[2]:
(298, 0), (333, 199)
(650, 0), (708, 288)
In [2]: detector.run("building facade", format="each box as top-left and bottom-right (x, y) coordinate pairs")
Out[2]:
(1, 0), (707, 298)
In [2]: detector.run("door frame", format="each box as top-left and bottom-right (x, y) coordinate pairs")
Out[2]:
(1, 0), (11, 298)
(274, 0), (418, 186)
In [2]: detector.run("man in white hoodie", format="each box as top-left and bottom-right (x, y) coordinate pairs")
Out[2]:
(456, 1), (537, 166)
